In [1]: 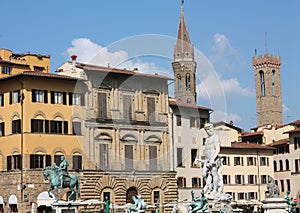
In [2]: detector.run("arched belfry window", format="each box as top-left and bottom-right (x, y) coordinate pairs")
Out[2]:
(259, 71), (265, 96)
(272, 70), (276, 96)
(177, 74), (182, 91)
(186, 74), (191, 91)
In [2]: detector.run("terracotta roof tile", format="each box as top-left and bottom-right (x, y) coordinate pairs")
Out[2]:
(241, 131), (264, 137)
(77, 62), (172, 80)
(169, 99), (212, 111)
(227, 141), (274, 150)
(268, 138), (289, 147)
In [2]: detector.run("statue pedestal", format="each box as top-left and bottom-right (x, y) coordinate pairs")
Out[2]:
(262, 198), (288, 213)
(51, 201), (85, 213)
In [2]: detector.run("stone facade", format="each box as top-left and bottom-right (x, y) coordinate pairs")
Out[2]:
(252, 53), (283, 126)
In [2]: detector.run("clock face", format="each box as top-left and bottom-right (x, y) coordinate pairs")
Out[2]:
(185, 52), (189, 57)
(176, 53), (180, 57)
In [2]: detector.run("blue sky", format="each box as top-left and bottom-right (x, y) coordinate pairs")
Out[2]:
(1, 0), (299, 131)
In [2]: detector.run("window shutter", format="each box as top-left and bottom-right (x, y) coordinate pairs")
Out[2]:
(241, 157), (244, 166)
(17, 155), (22, 170)
(242, 175), (245, 184)
(63, 121), (68, 134)
(267, 157), (269, 166)
(254, 157), (257, 166)
(63, 92), (67, 105)
(228, 175), (231, 184)
(45, 120), (50, 133)
(44, 90), (48, 103)
(46, 155), (51, 166)
(30, 155), (35, 169)
(80, 93), (85, 106)
(17, 91), (21, 103)
(32, 89), (36, 102)
(7, 156), (12, 171)
(69, 93), (73, 106)
(9, 91), (12, 105)
(51, 91), (55, 104)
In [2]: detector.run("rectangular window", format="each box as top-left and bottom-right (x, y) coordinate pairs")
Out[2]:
(176, 115), (182, 126)
(287, 179), (291, 191)
(51, 91), (62, 104)
(0, 122), (5, 136)
(153, 191), (160, 204)
(50, 121), (63, 134)
(32, 89), (43, 103)
(12, 119), (21, 134)
(123, 95), (132, 120)
(260, 157), (269, 166)
(99, 144), (109, 170)
(294, 137), (300, 150)
(177, 177), (186, 188)
(280, 179), (284, 192)
(30, 154), (51, 169)
(54, 155), (62, 166)
(190, 117), (196, 128)
(7, 155), (21, 171)
(234, 157), (243, 166)
(34, 66), (44, 72)
(72, 121), (81, 135)
(149, 146), (157, 171)
(235, 175), (244, 184)
(192, 177), (201, 188)
(72, 155), (82, 170)
(247, 157), (256, 166)
(98, 93), (107, 118)
(238, 193), (245, 200)
(10, 90), (20, 104)
(70, 93), (80, 105)
(191, 149), (198, 167)
(147, 97), (156, 122)
(261, 175), (268, 184)
(295, 159), (299, 172)
(125, 145), (133, 170)
(0, 93), (4, 107)
(177, 148), (183, 167)
(223, 175), (231, 184)
(31, 119), (44, 133)
(2, 66), (11, 74)
(221, 156), (230, 166)
(248, 175), (257, 184)
(200, 118), (206, 129)
(248, 192), (257, 200)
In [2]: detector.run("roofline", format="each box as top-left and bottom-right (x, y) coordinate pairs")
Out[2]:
(169, 99), (212, 111)
(0, 71), (81, 82)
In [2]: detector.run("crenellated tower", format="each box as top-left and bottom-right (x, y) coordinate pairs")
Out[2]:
(172, 4), (197, 104)
(252, 53), (283, 126)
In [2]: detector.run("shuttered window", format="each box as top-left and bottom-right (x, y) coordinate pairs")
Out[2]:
(147, 97), (155, 121)
(98, 93), (107, 118)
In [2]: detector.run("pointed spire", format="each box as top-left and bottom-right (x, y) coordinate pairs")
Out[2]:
(177, 5), (191, 44)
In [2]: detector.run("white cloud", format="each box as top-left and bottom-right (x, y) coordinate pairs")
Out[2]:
(65, 38), (168, 75)
(211, 110), (242, 124)
(197, 33), (254, 101)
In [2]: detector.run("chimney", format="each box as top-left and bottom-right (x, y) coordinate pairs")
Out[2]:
(71, 54), (77, 72)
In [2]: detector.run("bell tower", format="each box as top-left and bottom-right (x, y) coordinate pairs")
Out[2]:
(252, 53), (283, 126)
(172, 3), (197, 104)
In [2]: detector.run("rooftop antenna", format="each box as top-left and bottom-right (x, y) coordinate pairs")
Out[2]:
(265, 32), (268, 54)
(254, 49), (257, 57)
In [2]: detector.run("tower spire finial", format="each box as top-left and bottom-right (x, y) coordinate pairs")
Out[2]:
(181, 0), (184, 6)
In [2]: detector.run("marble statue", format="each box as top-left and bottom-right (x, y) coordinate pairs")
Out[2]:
(266, 176), (280, 198)
(190, 190), (209, 213)
(201, 123), (224, 197)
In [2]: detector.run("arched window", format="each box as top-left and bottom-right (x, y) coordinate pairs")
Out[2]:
(273, 161), (277, 172)
(286, 159), (290, 171)
(279, 160), (283, 171)
(186, 74), (191, 91)
(259, 71), (265, 96)
(177, 74), (182, 91)
(272, 70), (276, 96)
